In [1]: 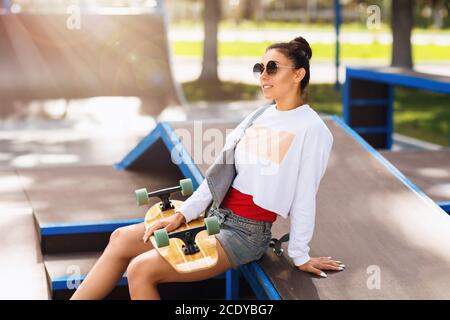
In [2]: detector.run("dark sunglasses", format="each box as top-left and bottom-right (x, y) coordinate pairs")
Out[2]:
(252, 60), (296, 79)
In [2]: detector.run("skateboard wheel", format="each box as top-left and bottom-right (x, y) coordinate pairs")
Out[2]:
(269, 239), (277, 247)
(135, 188), (149, 206)
(179, 178), (193, 196)
(154, 229), (170, 248)
(204, 216), (220, 235)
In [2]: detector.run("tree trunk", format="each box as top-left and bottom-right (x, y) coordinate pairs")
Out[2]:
(241, 0), (254, 20)
(198, 0), (221, 83)
(241, 0), (263, 22)
(391, 0), (414, 68)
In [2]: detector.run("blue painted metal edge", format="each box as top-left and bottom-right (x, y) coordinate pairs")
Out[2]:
(353, 126), (388, 134)
(386, 85), (394, 150)
(349, 99), (389, 106)
(332, 115), (447, 215)
(52, 275), (128, 291)
(437, 201), (450, 213)
(225, 270), (240, 300)
(239, 263), (281, 300)
(52, 272), (228, 291)
(342, 68), (350, 124)
(346, 67), (450, 95)
(41, 218), (144, 236)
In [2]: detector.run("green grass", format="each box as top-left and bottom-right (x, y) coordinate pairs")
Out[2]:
(182, 81), (449, 146)
(172, 41), (450, 61)
(394, 88), (450, 146)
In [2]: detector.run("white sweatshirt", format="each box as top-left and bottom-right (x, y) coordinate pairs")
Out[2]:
(179, 103), (333, 266)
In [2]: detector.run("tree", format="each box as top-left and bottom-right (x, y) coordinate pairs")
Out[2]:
(241, 0), (264, 24)
(198, 0), (221, 83)
(391, 0), (414, 68)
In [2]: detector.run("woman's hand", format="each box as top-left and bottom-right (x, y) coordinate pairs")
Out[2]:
(297, 257), (345, 278)
(142, 211), (186, 243)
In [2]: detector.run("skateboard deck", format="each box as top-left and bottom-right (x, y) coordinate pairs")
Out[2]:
(144, 200), (219, 273)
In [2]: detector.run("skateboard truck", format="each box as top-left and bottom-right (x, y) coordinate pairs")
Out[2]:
(269, 233), (290, 256)
(135, 178), (194, 211)
(168, 226), (205, 255)
(153, 216), (220, 255)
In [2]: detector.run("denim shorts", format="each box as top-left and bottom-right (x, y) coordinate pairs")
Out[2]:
(207, 207), (273, 269)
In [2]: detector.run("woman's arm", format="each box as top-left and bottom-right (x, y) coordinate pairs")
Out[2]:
(177, 178), (213, 223)
(288, 122), (343, 276)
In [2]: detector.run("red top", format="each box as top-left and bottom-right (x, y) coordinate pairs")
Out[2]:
(220, 186), (278, 223)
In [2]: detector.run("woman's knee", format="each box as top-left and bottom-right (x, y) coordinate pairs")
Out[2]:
(109, 226), (121, 240)
(108, 227), (125, 246)
(107, 226), (133, 256)
(127, 251), (160, 284)
(106, 223), (149, 259)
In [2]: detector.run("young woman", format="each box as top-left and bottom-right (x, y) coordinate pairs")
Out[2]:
(71, 36), (345, 300)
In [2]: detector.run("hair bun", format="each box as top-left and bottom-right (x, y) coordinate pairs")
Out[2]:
(291, 36), (312, 60)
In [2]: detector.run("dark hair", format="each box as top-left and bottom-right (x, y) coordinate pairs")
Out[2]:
(266, 36), (312, 91)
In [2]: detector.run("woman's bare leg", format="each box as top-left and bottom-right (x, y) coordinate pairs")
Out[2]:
(71, 222), (152, 300)
(127, 240), (232, 300)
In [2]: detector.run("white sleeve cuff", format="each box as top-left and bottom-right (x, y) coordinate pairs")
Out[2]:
(293, 253), (311, 267)
(178, 202), (200, 224)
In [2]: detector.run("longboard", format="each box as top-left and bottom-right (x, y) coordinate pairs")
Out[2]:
(135, 179), (220, 273)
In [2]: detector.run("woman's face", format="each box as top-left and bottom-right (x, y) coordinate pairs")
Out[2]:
(258, 49), (303, 101)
